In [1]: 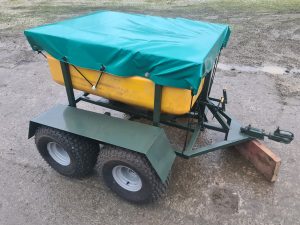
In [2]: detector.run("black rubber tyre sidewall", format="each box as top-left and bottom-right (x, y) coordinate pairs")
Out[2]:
(36, 135), (77, 176)
(35, 126), (100, 178)
(102, 160), (153, 203)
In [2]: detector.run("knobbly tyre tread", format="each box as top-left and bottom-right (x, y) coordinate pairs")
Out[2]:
(98, 146), (170, 203)
(35, 126), (100, 178)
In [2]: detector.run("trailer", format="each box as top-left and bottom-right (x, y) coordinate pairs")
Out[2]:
(25, 11), (293, 203)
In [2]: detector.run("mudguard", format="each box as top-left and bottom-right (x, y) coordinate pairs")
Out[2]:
(28, 104), (176, 181)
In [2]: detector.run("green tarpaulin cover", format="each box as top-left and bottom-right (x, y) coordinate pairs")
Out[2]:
(24, 11), (230, 94)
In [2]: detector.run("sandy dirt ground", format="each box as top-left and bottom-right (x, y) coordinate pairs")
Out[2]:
(0, 0), (299, 224)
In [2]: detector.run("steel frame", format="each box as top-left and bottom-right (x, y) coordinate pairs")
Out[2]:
(58, 55), (257, 159)
(57, 50), (294, 161)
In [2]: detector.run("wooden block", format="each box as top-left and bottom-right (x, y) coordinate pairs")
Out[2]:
(234, 140), (281, 182)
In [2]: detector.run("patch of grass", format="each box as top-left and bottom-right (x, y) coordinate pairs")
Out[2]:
(22, 4), (103, 23)
(215, 0), (300, 13)
(1, 0), (299, 33)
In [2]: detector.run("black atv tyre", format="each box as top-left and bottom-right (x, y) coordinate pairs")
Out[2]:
(35, 126), (100, 178)
(98, 146), (170, 203)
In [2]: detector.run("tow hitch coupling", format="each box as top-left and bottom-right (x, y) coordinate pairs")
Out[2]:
(241, 125), (294, 144)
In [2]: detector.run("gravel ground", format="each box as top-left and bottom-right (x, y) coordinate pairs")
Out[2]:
(0, 1), (299, 224)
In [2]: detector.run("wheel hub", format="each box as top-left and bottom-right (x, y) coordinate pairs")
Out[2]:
(112, 165), (142, 192)
(47, 142), (71, 166)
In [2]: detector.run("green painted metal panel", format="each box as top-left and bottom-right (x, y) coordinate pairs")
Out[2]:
(176, 118), (252, 158)
(146, 131), (176, 180)
(29, 104), (176, 181)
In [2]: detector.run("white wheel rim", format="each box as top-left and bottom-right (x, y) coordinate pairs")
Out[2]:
(47, 142), (71, 166)
(112, 165), (142, 192)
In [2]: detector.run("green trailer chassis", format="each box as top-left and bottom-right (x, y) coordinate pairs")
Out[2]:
(28, 57), (294, 182)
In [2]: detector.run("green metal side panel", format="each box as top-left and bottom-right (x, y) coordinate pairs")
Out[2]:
(28, 104), (176, 181)
(145, 131), (176, 181)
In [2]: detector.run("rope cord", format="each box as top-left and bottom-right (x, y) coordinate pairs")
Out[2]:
(37, 51), (105, 89)
(37, 52), (92, 86)
(71, 65), (93, 86)
(37, 50), (47, 59)
(93, 65), (106, 90)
